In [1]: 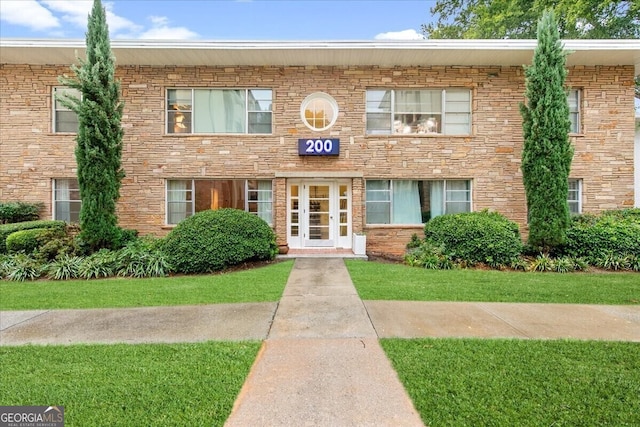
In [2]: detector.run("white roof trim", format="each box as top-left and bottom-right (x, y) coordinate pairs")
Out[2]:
(1, 39), (639, 72)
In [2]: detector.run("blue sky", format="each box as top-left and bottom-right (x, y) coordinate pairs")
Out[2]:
(0, 0), (437, 40)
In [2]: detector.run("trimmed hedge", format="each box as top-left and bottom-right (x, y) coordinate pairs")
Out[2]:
(5, 228), (51, 254)
(424, 210), (523, 267)
(162, 208), (277, 274)
(561, 209), (640, 261)
(0, 220), (66, 254)
(0, 201), (43, 224)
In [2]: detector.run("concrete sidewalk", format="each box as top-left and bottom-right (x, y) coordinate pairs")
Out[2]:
(1, 257), (639, 426)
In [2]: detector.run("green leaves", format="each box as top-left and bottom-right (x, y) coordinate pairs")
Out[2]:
(521, 11), (574, 252)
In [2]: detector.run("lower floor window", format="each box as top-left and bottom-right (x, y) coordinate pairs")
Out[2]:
(53, 178), (81, 222)
(166, 179), (272, 225)
(366, 179), (471, 224)
(568, 178), (582, 214)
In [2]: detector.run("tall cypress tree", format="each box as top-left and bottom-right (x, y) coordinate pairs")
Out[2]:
(520, 10), (574, 252)
(59, 0), (124, 252)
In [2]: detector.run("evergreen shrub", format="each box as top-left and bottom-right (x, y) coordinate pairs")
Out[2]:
(0, 220), (66, 254)
(423, 210), (523, 267)
(5, 229), (52, 254)
(562, 209), (640, 262)
(162, 208), (277, 274)
(0, 201), (43, 224)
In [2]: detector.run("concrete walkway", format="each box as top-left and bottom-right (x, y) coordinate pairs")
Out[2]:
(224, 258), (424, 426)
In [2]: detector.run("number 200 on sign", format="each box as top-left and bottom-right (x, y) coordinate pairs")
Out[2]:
(298, 138), (339, 156)
(305, 139), (333, 154)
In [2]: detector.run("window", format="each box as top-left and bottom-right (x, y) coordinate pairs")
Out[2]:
(300, 92), (338, 131)
(166, 179), (273, 225)
(568, 179), (582, 214)
(366, 179), (471, 224)
(568, 89), (581, 133)
(366, 89), (471, 135)
(53, 178), (81, 222)
(53, 87), (80, 133)
(167, 89), (272, 134)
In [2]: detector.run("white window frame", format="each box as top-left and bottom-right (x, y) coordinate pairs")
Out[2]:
(53, 87), (81, 133)
(568, 178), (582, 215)
(365, 179), (472, 225)
(365, 88), (472, 136)
(568, 89), (581, 134)
(52, 178), (81, 222)
(166, 88), (272, 135)
(165, 179), (273, 225)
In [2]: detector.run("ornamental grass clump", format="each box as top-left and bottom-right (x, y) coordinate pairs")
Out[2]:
(162, 208), (277, 274)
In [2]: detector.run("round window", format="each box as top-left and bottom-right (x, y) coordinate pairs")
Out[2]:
(300, 92), (338, 132)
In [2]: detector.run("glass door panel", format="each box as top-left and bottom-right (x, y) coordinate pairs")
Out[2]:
(306, 184), (332, 246)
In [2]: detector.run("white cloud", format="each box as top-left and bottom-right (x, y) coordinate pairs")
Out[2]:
(41, 0), (142, 36)
(374, 29), (425, 40)
(136, 16), (199, 40)
(0, 0), (60, 31)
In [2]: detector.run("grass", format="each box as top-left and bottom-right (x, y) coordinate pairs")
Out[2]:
(381, 338), (640, 426)
(346, 260), (640, 304)
(0, 260), (293, 310)
(0, 341), (261, 427)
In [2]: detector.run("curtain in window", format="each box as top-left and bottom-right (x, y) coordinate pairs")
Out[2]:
(167, 180), (189, 224)
(395, 90), (440, 113)
(194, 90), (245, 133)
(55, 179), (71, 221)
(257, 180), (272, 224)
(392, 180), (422, 224)
(430, 181), (444, 218)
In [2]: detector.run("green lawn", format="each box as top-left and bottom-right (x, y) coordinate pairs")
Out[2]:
(0, 341), (260, 427)
(0, 260), (293, 310)
(382, 338), (640, 426)
(346, 260), (640, 304)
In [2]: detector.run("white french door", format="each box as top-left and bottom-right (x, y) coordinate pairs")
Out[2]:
(287, 181), (351, 249)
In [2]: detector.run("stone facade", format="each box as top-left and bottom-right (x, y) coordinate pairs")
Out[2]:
(0, 63), (636, 256)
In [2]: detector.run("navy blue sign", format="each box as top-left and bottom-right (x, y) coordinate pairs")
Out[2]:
(298, 138), (340, 156)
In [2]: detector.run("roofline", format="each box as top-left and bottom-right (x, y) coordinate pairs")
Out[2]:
(1, 38), (639, 72)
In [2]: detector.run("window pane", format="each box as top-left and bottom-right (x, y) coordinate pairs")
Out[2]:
(568, 179), (581, 214)
(395, 90), (441, 113)
(366, 180), (391, 224)
(366, 90), (391, 112)
(55, 111), (79, 133)
(54, 88), (80, 133)
(366, 113), (392, 134)
(445, 180), (471, 214)
(167, 180), (192, 224)
(248, 90), (272, 111)
(567, 90), (580, 133)
(248, 112), (272, 134)
(54, 178), (81, 222)
(194, 90), (246, 133)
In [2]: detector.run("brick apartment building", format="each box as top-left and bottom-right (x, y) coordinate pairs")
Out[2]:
(1, 39), (638, 256)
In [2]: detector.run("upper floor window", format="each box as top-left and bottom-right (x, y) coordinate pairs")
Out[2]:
(167, 89), (272, 134)
(568, 178), (582, 214)
(568, 89), (581, 134)
(301, 92), (339, 131)
(53, 87), (80, 133)
(366, 179), (471, 225)
(53, 178), (81, 222)
(366, 89), (471, 135)
(166, 179), (273, 225)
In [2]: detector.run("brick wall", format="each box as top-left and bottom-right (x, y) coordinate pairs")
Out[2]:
(1, 63), (635, 256)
